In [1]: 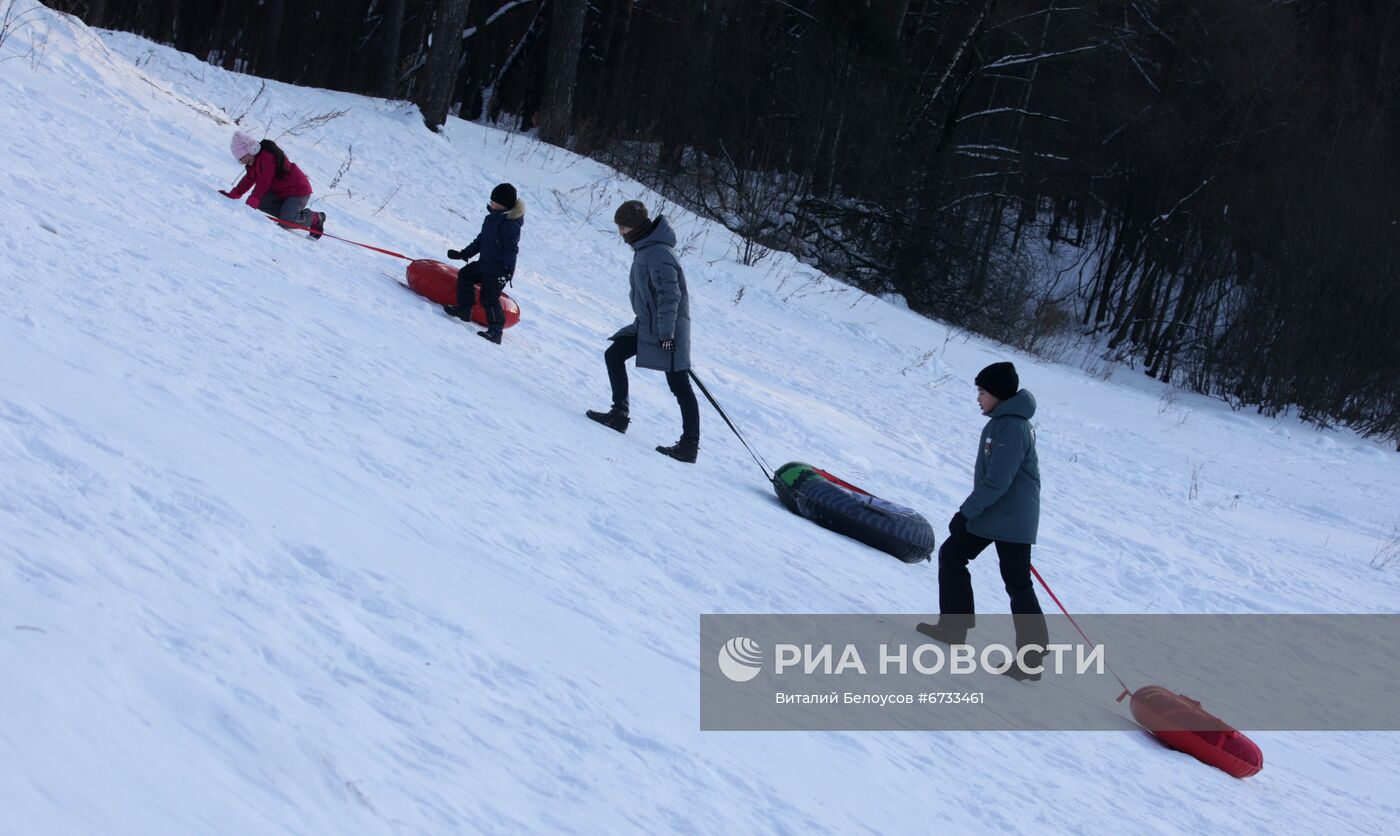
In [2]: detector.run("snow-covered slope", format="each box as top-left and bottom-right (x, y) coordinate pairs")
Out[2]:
(2, 5), (1398, 833)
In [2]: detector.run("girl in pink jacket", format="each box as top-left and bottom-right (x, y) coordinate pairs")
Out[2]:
(221, 131), (326, 239)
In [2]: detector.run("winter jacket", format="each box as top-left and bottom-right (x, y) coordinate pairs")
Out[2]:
(457, 200), (525, 280)
(960, 389), (1041, 544)
(609, 216), (692, 372)
(228, 150), (312, 209)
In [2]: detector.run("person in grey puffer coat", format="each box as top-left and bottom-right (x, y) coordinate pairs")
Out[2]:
(917, 362), (1049, 680)
(586, 200), (700, 463)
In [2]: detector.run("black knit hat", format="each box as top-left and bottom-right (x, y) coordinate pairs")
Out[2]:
(491, 183), (517, 207)
(613, 199), (649, 229)
(975, 362), (1019, 401)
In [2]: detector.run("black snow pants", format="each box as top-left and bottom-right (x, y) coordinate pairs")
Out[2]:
(604, 335), (699, 441)
(937, 526), (1049, 658)
(456, 261), (506, 334)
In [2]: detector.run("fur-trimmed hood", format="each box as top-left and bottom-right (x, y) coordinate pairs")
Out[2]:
(458, 201), (524, 279)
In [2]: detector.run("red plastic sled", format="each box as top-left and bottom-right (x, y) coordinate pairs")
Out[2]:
(405, 259), (521, 328)
(1128, 685), (1264, 778)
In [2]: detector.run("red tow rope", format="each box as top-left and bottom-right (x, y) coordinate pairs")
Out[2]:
(267, 216), (412, 260)
(1030, 564), (1134, 700)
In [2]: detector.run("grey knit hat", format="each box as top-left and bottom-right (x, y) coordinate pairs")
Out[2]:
(613, 200), (649, 229)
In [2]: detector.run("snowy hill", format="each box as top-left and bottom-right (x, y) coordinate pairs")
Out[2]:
(3, 5), (1399, 833)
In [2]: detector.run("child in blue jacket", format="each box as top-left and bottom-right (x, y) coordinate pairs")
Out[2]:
(444, 183), (524, 344)
(918, 362), (1049, 680)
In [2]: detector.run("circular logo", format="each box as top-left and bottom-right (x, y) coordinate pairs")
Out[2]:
(718, 636), (763, 682)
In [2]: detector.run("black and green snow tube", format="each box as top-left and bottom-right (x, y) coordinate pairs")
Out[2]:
(772, 462), (936, 563)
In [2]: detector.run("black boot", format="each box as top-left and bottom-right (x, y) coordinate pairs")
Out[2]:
(478, 329), (502, 345)
(443, 304), (473, 322)
(996, 664), (1042, 682)
(656, 435), (699, 463)
(915, 621), (969, 645)
(996, 648), (1044, 682)
(586, 406), (630, 433)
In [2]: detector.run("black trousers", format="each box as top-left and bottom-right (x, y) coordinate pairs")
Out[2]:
(604, 336), (700, 440)
(456, 262), (505, 333)
(937, 527), (1049, 654)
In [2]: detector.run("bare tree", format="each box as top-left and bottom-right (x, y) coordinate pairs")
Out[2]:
(255, 0), (285, 79)
(537, 0), (587, 144)
(415, 0), (472, 131)
(371, 0), (406, 99)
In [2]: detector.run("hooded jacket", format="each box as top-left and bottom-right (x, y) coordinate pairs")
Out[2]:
(228, 149), (312, 209)
(609, 216), (692, 372)
(960, 389), (1041, 544)
(457, 200), (525, 280)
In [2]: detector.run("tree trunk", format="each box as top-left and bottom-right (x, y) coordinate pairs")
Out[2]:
(415, 0), (473, 131)
(867, 0), (911, 60)
(537, 0), (588, 145)
(255, 0), (285, 80)
(598, 0), (633, 117)
(373, 0), (407, 99)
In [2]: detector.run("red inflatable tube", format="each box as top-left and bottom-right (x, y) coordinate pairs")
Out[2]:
(406, 259), (521, 329)
(1128, 685), (1264, 778)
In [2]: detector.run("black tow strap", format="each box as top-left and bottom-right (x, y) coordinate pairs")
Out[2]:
(688, 370), (774, 481)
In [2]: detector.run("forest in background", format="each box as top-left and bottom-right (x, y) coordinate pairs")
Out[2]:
(59, 0), (1400, 444)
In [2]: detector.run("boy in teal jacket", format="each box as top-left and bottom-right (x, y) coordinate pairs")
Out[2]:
(919, 362), (1049, 680)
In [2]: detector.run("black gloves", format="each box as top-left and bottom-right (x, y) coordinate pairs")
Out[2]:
(660, 338), (676, 352)
(447, 249), (462, 260)
(949, 512), (968, 536)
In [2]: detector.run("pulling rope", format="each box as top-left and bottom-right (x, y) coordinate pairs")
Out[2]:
(266, 215), (412, 260)
(224, 180), (411, 259)
(687, 370), (774, 480)
(1029, 564), (1134, 700)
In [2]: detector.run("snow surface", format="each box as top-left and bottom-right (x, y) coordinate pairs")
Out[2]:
(2, 5), (1399, 833)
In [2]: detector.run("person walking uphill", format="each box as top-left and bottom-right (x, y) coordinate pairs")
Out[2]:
(917, 362), (1049, 681)
(586, 200), (700, 463)
(220, 131), (326, 239)
(444, 183), (524, 345)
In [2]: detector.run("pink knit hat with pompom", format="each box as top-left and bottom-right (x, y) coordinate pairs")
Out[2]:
(230, 130), (260, 160)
